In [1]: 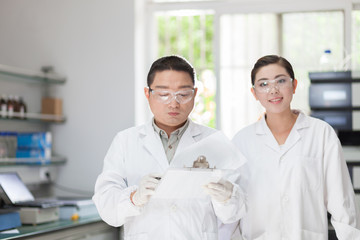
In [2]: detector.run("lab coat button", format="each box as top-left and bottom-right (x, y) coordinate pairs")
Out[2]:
(283, 196), (289, 202)
(171, 205), (177, 212)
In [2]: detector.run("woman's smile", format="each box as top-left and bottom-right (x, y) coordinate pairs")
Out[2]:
(268, 97), (283, 104)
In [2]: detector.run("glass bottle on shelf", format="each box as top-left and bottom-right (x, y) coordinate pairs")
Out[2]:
(18, 97), (27, 119)
(13, 95), (20, 119)
(0, 95), (7, 118)
(6, 95), (14, 118)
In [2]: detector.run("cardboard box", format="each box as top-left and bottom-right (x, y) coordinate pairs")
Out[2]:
(41, 98), (62, 116)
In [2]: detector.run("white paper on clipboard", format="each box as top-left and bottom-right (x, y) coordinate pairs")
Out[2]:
(152, 168), (222, 199)
(171, 131), (246, 170)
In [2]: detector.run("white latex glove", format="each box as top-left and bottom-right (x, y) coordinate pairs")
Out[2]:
(132, 173), (162, 206)
(203, 178), (234, 203)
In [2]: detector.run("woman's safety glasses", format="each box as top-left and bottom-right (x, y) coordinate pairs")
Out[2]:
(149, 87), (195, 104)
(253, 76), (294, 93)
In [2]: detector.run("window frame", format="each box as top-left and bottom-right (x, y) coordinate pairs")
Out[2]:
(136, 0), (355, 128)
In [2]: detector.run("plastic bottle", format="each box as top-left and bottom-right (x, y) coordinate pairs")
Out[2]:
(319, 49), (335, 72)
(0, 95), (7, 118)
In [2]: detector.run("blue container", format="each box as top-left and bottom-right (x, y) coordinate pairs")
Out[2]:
(0, 211), (21, 231)
(17, 132), (52, 149)
(16, 147), (51, 159)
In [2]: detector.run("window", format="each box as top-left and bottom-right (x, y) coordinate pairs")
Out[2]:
(353, 10), (360, 72)
(141, 1), (355, 137)
(282, 11), (344, 118)
(152, 0), (216, 2)
(155, 11), (216, 128)
(219, 13), (279, 136)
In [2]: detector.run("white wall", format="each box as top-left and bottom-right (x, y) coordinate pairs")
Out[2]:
(0, 0), (135, 195)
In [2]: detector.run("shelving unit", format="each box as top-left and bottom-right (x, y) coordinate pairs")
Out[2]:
(0, 64), (67, 168)
(0, 64), (66, 84)
(0, 112), (66, 124)
(0, 64), (66, 124)
(0, 156), (66, 166)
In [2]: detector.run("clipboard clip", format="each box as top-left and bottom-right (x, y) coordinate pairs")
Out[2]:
(184, 155), (216, 170)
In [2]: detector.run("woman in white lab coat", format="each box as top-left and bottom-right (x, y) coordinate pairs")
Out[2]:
(231, 55), (360, 239)
(93, 55), (246, 240)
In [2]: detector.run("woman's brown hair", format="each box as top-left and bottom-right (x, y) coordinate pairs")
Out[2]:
(251, 55), (295, 86)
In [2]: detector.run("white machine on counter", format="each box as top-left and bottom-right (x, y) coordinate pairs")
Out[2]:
(18, 207), (59, 224)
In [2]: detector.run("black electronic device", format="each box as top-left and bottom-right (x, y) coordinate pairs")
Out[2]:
(309, 71), (360, 134)
(309, 83), (352, 109)
(338, 131), (360, 146)
(309, 71), (360, 146)
(309, 71), (352, 82)
(311, 111), (352, 131)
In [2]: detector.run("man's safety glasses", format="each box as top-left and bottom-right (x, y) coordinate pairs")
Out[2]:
(253, 76), (294, 93)
(149, 87), (195, 104)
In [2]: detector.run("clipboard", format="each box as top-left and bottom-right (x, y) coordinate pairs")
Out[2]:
(171, 131), (246, 170)
(152, 168), (222, 199)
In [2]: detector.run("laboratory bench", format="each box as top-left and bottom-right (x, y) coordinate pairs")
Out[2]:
(0, 215), (120, 240)
(0, 146), (357, 240)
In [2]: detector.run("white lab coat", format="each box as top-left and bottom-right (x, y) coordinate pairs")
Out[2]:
(93, 119), (247, 240)
(229, 111), (360, 240)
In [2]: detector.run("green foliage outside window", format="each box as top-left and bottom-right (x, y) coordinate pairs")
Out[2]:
(353, 11), (360, 70)
(157, 13), (216, 128)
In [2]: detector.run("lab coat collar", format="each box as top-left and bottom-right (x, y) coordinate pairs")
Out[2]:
(171, 119), (204, 167)
(139, 120), (169, 170)
(293, 110), (310, 130)
(138, 119), (201, 170)
(175, 119), (202, 153)
(255, 110), (309, 153)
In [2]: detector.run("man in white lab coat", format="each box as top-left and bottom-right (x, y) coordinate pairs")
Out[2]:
(92, 55), (247, 240)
